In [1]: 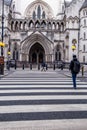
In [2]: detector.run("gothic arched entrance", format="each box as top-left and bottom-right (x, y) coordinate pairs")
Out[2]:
(29, 42), (45, 63)
(55, 51), (61, 61)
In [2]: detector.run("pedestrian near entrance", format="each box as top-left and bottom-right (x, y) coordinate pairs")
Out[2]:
(69, 55), (80, 89)
(41, 62), (46, 71)
(22, 64), (24, 70)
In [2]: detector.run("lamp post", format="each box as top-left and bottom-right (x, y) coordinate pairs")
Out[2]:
(0, 42), (5, 75)
(7, 35), (11, 70)
(1, 0), (4, 56)
(0, 0), (4, 75)
(7, 51), (11, 70)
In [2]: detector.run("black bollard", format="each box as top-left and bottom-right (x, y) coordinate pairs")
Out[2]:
(8, 61), (10, 71)
(82, 65), (84, 77)
(61, 65), (63, 70)
(15, 64), (16, 70)
(0, 64), (4, 74)
(22, 64), (24, 70)
(38, 64), (40, 70)
(30, 63), (32, 70)
(46, 64), (48, 70)
(53, 64), (55, 70)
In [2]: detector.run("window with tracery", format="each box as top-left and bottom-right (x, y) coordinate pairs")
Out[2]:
(42, 11), (45, 19)
(83, 44), (86, 52)
(83, 56), (85, 62)
(37, 5), (41, 19)
(33, 11), (36, 20)
(84, 32), (86, 39)
(32, 5), (46, 20)
(84, 19), (86, 26)
(13, 43), (19, 60)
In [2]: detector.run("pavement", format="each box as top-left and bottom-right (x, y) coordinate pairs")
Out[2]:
(0, 69), (15, 78)
(1, 67), (87, 79)
(62, 69), (87, 78)
(59, 69), (87, 82)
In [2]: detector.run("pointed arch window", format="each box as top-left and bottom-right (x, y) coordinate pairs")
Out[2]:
(83, 45), (86, 52)
(37, 5), (41, 19)
(13, 43), (19, 60)
(15, 21), (19, 31)
(13, 51), (19, 60)
(84, 19), (86, 26)
(83, 56), (85, 62)
(11, 21), (14, 31)
(84, 32), (86, 39)
(41, 21), (46, 28)
(29, 21), (34, 28)
(48, 22), (51, 29)
(13, 51), (15, 60)
(33, 11), (36, 20)
(42, 11), (45, 19)
(35, 21), (40, 28)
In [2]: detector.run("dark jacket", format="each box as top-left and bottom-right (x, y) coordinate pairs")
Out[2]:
(69, 58), (78, 73)
(42, 62), (45, 67)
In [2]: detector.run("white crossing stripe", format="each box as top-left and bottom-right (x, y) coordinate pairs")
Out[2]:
(0, 104), (87, 113)
(0, 95), (87, 100)
(0, 89), (87, 93)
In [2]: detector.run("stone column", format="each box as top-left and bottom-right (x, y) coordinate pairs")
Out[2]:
(19, 53), (22, 61)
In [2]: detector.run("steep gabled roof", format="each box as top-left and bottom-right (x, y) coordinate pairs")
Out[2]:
(80, 0), (87, 11)
(21, 31), (53, 44)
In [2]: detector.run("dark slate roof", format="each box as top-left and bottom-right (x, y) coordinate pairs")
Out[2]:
(80, 0), (87, 11)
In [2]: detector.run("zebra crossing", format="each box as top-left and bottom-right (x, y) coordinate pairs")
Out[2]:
(0, 69), (87, 130)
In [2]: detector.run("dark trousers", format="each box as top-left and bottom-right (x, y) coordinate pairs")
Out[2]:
(41, 66), (46, 71)
(72, 73), (77, 89)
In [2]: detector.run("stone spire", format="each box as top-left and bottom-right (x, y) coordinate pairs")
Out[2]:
(57, 0), (65, 18)
(58, 0), (62, 14)
(13, 0), (22, 18)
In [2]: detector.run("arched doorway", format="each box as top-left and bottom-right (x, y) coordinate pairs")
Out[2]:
(55, 44), (62, 61)
(29, 42), (45, 63)
(55, 51), (61, 61)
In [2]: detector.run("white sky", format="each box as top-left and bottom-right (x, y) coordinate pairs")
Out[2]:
(19, 0), (72, 17)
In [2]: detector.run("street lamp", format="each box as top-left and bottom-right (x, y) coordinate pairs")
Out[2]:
(72, 39), (77, 54)
(0, 42), (5, 47)
(72, 44), (76, 52)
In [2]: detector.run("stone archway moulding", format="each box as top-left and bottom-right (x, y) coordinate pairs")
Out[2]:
(24, 0), (54, 18)
(21, 32), (52, 56)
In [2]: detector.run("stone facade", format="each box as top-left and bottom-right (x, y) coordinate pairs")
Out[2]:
(0, 0), (87, 64)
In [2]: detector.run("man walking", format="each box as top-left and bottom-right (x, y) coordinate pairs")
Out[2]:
(69, 55), (80, 89)
(41, 62), (46, 71)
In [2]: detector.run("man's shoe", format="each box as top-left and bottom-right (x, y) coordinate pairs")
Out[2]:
(74, 87), (76, 89)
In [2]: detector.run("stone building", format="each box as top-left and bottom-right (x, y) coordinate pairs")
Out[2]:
(0, 0), (87, 65)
